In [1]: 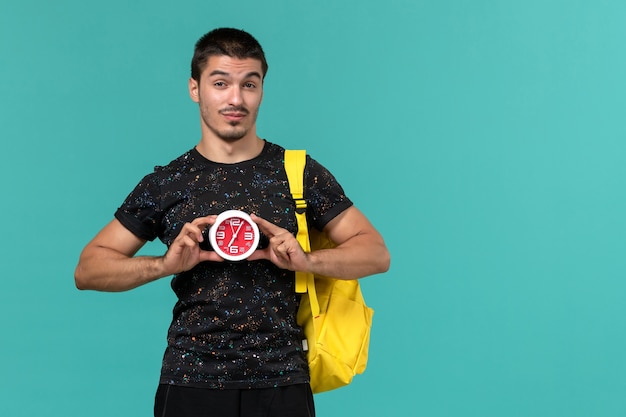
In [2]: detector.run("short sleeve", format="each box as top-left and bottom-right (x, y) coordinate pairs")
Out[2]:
(114, 172), (163, 241)
(304, 156), (353, 231)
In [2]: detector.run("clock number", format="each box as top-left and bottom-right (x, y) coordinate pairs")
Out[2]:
(244, 232), (254, 240)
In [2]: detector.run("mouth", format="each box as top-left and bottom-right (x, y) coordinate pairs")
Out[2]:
(220, 108), (248, 122)
(222, 113), (246, 122)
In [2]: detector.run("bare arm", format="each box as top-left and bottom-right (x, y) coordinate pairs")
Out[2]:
(249, 207), (390, 279)
(310, 206), (390, 279)
(74, 217), (223, 292)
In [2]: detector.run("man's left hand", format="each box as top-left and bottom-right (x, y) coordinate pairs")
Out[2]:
(247, 214), (309, 272)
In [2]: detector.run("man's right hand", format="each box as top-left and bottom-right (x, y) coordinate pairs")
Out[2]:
(161, 216), (225, 274)
(74, 216), (223, 292)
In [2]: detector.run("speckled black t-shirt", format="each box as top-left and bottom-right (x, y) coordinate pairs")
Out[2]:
(114, 141), (352, 389)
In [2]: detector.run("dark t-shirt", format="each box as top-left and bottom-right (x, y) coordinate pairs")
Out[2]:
(114, 141), (352, 389)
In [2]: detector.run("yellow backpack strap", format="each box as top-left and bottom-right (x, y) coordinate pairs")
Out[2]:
(284, 150), (310, 254)
(284, 150), (320, 315)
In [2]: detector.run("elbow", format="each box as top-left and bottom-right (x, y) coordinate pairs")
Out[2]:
(362, 240), (390, 277)
(74, 269), (85, 290)
(74, 264), (90, 290)
(363, 244), (390, 277)
(378, 248), (391, 274)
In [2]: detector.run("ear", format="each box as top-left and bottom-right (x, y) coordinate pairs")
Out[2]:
(188, 77), (200, 103)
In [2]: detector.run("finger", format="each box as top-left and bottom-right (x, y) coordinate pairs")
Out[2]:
(190, 216), (217, 241)
(272, 240), (292, 262)
(247, 247), (270, 262)
(250, 213), (283, 237)
(191, 215), (217, 228)
(198, 250), (225, 263)
(177, 229), (201, 246)
(179, 219), (212, 243)
(178, 233), (200, 249)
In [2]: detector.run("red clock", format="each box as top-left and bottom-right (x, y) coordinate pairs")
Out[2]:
(209, 210), (260, 261)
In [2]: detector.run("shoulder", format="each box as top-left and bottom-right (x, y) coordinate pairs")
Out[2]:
(153, 148), (200, 175)
(260, 141), (285, 161)
(304, 153), (343, 187)
(141, 148), (215, 187)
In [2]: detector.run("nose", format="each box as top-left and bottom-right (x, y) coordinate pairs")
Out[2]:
(228, 86), (243, 107)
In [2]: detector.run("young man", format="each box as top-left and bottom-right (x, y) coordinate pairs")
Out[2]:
(75, 28), (390, 417)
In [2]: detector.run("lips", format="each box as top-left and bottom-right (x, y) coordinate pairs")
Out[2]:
(220, 108), (249, 124)
(222, 112), (246, 120)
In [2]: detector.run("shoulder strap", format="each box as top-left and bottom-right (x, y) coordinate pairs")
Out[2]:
(284, 150), (320, 315)
(284, 150), (310, 257)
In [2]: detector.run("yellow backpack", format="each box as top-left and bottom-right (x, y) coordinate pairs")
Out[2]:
(284, 150), (374, 394)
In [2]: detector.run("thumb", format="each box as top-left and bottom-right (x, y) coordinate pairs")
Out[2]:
(246, 247), (271, 262)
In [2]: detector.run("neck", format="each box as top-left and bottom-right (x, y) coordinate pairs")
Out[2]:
(196, 135), (265, 164)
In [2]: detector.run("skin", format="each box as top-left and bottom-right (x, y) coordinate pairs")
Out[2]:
(189, 55), (265, 163)
(74, 56), (390, 292)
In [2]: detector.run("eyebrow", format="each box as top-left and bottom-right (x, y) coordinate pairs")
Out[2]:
(208, 70), (262, 80)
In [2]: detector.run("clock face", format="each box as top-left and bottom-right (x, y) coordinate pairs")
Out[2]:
(208, 210), (260, 261)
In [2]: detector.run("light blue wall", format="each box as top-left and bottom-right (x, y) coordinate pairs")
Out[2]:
(2, 1), (626, 416)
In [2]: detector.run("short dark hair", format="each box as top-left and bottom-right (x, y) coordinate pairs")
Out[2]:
(191, 28), (268, 81)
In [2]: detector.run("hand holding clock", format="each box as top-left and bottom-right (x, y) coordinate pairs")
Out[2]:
(162, 215), (225, 274)
(246, 213), (310, 272)
(163, 211), (308, 274)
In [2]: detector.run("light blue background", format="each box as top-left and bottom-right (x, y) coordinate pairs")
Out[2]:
(2, 1), (626, 416)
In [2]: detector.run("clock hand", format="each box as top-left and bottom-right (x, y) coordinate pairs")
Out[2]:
(227, 222), (244, 247)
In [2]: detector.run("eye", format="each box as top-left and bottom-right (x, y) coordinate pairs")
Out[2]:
(243, 82), (257, 89)
(213, 81), (227, 88)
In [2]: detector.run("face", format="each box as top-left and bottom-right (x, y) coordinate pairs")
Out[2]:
(189, 55), (264, 142)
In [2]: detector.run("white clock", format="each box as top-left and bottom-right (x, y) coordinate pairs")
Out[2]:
(208, 210), (260, 261)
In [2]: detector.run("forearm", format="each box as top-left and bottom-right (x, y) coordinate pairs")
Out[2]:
(249, 209), (390, 280)
(306, 232), (390, 280)
(74, 247), (168, 292)
(75, 217), (220, 292)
